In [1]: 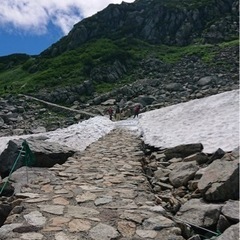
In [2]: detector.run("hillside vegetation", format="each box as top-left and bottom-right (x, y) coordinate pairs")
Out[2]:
(0, 38), (238, 96)
(0, 0), (238, 101)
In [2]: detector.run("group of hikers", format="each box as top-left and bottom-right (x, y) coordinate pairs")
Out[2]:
(106, 104), (141, 121)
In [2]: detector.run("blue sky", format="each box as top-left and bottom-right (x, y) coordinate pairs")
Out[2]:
(0, 23), (63, 56)
(0, 0), (135, 57)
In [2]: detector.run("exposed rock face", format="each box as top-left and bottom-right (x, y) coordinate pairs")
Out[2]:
(42, 0), (239, 56)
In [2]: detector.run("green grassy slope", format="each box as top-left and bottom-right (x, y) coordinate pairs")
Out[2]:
(0, 38), (238, 96)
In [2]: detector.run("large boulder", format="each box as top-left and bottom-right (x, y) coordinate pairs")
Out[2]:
(176, 198), (222, 228)
(164, 143), (203, 160)
(216, 223), (239, 240)
(221, 200), (239, 223)
(137, 95), (156, 106)
(197, 158), (239, 201)
(0, 138), (75, 178)
(169, 162), (199, 188)
(197, 76), (217, 87)
(165, 83), (183, 92)
(183, 152), (209, 165)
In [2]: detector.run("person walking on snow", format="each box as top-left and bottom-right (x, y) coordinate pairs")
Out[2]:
(133, 104), (141, 118)
(107, 107), (113, 120)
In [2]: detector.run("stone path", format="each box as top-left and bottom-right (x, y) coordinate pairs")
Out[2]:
(1, 129), (177, 240)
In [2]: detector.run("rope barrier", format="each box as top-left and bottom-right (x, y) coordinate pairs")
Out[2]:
(172, 216), (221, 238)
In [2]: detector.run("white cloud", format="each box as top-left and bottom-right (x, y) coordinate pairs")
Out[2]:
(0, 0), (135, 35)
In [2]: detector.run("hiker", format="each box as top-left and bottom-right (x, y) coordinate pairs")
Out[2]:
(115, 105), (121, 121)
(133, 104), (141, 118)
(107, 107), (113, 120)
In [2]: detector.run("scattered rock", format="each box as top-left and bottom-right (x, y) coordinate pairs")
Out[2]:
(216, 222), (239, 240)
(198, 158), (239, 201)
(176, 198), (222, 228)
(169, 162), (199, 188)
(221, 200), (239, 223)
(89, 223), (119, 240)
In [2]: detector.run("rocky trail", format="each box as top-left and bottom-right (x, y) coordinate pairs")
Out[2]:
(0, 108), (239, 240)
(0, 129), (181, 240)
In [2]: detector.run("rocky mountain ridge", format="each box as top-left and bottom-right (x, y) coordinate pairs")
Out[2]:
(0, 0), (238, 107)
(42, 0), (239, 57)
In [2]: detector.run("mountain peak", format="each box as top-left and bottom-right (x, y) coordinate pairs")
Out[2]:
(41, 0), (238, 57)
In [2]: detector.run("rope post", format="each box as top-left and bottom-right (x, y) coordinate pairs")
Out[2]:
(22, 140), (35, 184)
